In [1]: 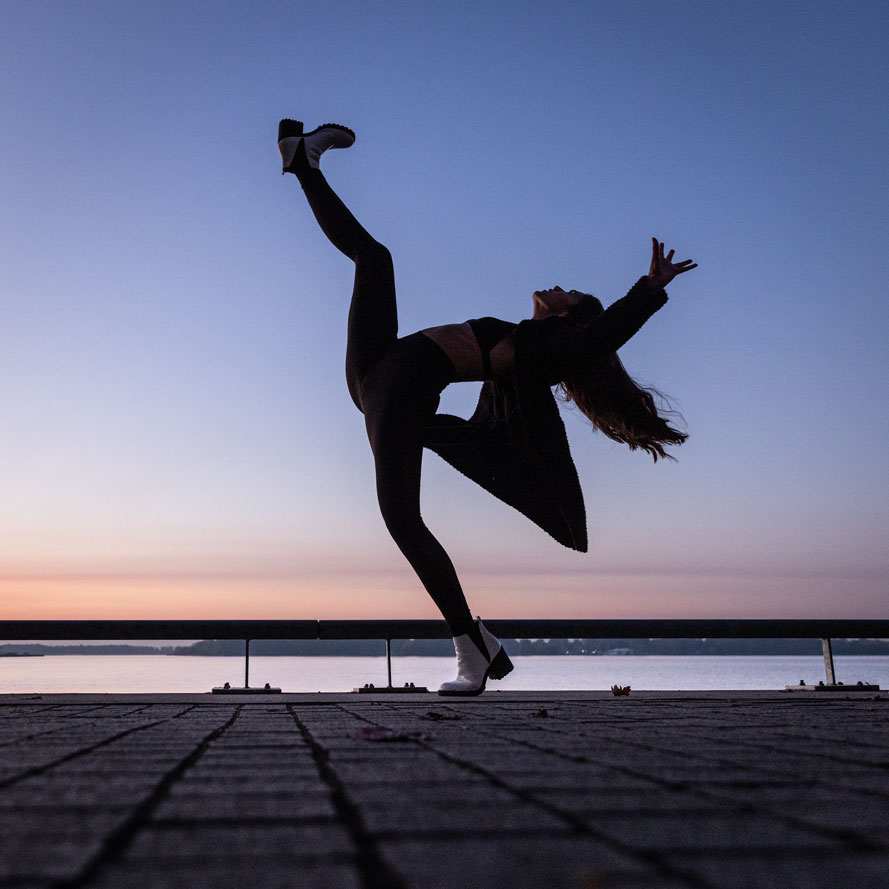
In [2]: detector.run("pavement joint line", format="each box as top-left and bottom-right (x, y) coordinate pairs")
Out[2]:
(670, 736), (889, 776)
(337, 704), (712, 889)
(46, 705), (130, 719)
(371, 825), (576, 841)
(52, 704), (243, 889)
(150, 813), (338, 828)
(170, 703), (200, 719)
(286, 703), (408, 889)
(0, 703), (197, 751)
(0, 703), (61, 716)
(0, 709), (198, 792)
(697, 731), (889, 766)
(476, 711), (888, 854)
(489, 712), (870, 779)
(0, 723), (89, 749)
(686, 783), (888, 852)
(346, 699), (888, 869)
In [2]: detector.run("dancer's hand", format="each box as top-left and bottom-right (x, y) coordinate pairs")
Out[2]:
(648, 238), (697, 289)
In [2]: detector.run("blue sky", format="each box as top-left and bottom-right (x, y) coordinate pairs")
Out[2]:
(2, 0), (888, 620)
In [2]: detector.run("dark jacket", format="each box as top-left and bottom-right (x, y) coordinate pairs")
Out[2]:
(423, 277), (668, 552)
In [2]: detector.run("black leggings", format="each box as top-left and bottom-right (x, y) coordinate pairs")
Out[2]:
(296, 168), (475, 636)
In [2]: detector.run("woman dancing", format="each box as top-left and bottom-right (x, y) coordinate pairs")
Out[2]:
(278, 120), (696, 696)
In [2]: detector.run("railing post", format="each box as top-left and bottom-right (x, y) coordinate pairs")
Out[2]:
(821, 638), (836, 685)
(212, 636), (280, 694)
(353, 634), (427, 693)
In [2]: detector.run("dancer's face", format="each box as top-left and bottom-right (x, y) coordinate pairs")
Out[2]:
(532, 286), (586, 320)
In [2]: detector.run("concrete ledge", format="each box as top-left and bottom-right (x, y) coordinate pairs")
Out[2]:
(1, 688), (884, 704)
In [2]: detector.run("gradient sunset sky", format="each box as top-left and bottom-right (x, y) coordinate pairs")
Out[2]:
(2, 1), (888, 622)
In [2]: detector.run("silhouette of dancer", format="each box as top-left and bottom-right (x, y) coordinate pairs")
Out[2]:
(279, 120), (697, 695)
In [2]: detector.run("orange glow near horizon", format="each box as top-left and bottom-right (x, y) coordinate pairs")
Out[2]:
(2, 570), (885, 622)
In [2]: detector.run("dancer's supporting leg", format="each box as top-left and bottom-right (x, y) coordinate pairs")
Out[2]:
(362, 343), (477, 636)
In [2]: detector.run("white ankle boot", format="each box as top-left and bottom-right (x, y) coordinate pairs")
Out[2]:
(438, 619), (514, 697)
(278, 119), (355, 173)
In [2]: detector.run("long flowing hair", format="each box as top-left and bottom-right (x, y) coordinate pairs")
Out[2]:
(557, 295), (688, 461)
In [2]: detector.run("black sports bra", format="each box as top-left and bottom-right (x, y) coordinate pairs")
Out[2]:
(467, 317), (516, 380)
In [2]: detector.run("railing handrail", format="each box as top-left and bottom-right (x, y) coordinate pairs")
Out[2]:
(4, 619), (886, 691)
(2, 618), (888, 641)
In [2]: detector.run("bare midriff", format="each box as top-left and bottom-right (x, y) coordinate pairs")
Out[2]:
(421, 322), (515, 382)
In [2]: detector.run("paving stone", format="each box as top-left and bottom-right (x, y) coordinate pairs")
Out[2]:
(360, 800), (568, 834)
(496, 767), (662, 791)
(0, 880), (54, 889)
(85, 861), (363, 889)
(124, 822), (354, 861)
(1, 775), (159, 806)
(0, 835), (106, 880)
(171, 773), (324, 795)
(183, 761), (316, 777)
(696, 782), (889, 830)
(152, 789), (336, 821)
(328, 758), (475, 783)
(0, 809), (125, 836)
(665, 849), (889, 889)
(377, 835), (663, 889)
(580, 809), (839, 851)
(529, 787), (730, 814)
(345, 780), (517, 806)
(829, 771), (889, 794)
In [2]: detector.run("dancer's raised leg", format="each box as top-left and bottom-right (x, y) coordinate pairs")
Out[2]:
(279, 120), (397, 406)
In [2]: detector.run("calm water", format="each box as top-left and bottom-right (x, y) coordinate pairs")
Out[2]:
(2, 655), (887, 693)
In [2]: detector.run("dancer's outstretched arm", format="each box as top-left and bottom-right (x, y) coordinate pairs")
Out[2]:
(547, 239), (697, 375)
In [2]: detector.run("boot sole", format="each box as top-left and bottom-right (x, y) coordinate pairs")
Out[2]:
(278, 119), (355, 143)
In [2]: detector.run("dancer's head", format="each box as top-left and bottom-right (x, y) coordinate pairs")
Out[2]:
(552, 295), (688, 461)
(532, 287), (600, 320)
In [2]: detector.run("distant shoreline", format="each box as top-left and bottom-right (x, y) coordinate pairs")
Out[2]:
(2, 639), (889, 657)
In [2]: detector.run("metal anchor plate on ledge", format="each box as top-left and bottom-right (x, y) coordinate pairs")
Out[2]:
(784, 637), (881, 692)
(786, 681), (880, 692)
(211, 682), (281, 695)
(354, 682), (429, 694)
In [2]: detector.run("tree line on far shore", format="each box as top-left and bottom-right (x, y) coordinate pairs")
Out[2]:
(3, 638), (889, 657)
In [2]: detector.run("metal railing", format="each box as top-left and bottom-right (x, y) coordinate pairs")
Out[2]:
(2, 619), (887, 693)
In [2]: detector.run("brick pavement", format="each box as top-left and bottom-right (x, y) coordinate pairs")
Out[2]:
(0, 691), (886, 888)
